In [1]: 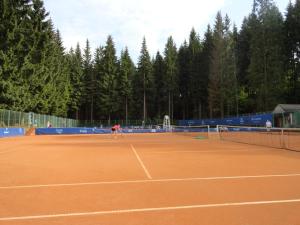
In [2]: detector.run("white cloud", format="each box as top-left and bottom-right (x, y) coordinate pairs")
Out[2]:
(44, 0), (226, 61)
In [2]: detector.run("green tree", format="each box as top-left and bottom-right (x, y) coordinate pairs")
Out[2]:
(248, 0), (285, 111)
(177, 41), (190, 119)
(152, 51), (165, 119)
(199, 25), (213, 118)
(117, 47), (135, 124)
(68, 43), (84, 119)
(163, 36), (178, 120)
(82, 39), (94, 121)
(99, 35), (118, 123)
(208, 11), (225, 118)
(284, 0), (300, 103)
(132, 37), (153, 121)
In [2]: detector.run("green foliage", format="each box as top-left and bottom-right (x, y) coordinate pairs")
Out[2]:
(248, 0), (285, 111)
(98, 35), (118, 121)
(163, 36), (178, 119)
(284, 0), (300, 103)
(0, 0), (299, 122)
(117, 47), (135, 122)
(132, 38), (153, 120)
(152, 51), (165, 119)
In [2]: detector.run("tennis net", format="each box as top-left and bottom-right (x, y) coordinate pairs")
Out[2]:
(171, 125), (210, 139)
(218, 125), (300, 151)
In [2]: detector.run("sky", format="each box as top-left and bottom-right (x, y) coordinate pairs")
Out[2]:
(44, 0), (291, 63)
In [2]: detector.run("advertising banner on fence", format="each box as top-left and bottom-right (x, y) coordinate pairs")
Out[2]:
(0, 128), (24, 138)
(179, 113), (273, 127)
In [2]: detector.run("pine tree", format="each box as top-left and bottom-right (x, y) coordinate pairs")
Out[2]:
(93, 45), (104, 120)
(248, 0), (285, 111)
(199, 25), (213, 119)
(177, 41), (190, 119)
(132, 37), (153, 121)
(0, 0), (33, 110)
(82, 39), (94, 121)
(188, 28), (202, 118)
(284, 0), (300, 103)
(163, 36), (178, 120)
(236, 16), (254, 113)
(152, 51), (165, 119)
(68, 43), (84, 119)
(99, 35), (118, 123)
(208, 11), (225, 118)
(117, 47), (135, 124)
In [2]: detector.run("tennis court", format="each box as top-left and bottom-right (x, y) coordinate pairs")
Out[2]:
(1, 132), (300, 225)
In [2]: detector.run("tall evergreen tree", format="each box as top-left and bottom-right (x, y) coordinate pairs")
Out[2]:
(199, 25), (213, 118)
(93, 45), (104, 120)
(132, 37), (153, 121)
(284, 0), (300, 103)
(82, 39), (94, 121)
(163, 36), (178, 120)
(177, 41), (190, 119)
(152, 51), (165, 119)
(248, 0), (285, 111)
(68, 43), (84, 119)
(208, 11), (225, 118)
(117, 47), (135, 124)
(188, 28), (202, 118)
(99, 35), (118, 123)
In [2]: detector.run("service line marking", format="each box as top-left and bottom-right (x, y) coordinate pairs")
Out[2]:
(1, 173), (300, 189)
(130, 144), (152, 179)
(1, 198), (300, 221)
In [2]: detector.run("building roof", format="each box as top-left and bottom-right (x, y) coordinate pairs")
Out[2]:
(273, 104), (300, 114)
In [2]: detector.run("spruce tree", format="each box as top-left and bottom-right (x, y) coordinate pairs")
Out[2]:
(82, 39), (94, 121)
(208, 11), (225, 118)
(132, 37), (153, 121)
(248, 0), (285, 111)
(163, 36), (178, 120)
(99, 35), (118, 123)
(68, 43), (84, 119)
(177, 41), (190, 119)
(284, 0), (300, 103)
(117, 47), (135, 124)
(152, 51), (165, 119)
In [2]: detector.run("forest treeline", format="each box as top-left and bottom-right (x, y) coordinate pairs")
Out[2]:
(0, 0), (299, 122)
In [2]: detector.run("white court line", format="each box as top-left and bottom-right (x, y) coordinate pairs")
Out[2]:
(149, 149), (258, 154)
(130, 144), (152, 179)
(1, 173), (300, 189)
(1, 198), (300, 221)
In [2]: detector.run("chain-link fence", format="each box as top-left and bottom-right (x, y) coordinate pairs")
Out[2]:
(0, 109), (168, 128)
(0, 109), (78, 128)
(78, 119), (165, 128)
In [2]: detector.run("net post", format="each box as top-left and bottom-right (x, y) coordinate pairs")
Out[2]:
(281, 128), (285, 149)
(207, 125), (210, 139)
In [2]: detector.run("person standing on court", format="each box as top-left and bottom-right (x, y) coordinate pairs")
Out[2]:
(47, 121), (52, 128)
(266, 120), (272, 131)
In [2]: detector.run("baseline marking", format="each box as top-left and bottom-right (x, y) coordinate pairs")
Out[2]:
(1, 198), (300, 221)
(130, 144), (152, 179)
(1, 173), (300, 189)
(148, 149), (257, 154)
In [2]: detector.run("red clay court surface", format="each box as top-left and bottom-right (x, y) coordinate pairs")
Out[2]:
(0, 133), (300, 225)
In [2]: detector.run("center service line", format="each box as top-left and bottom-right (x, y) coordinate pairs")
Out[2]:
(130, 144), (152, 179)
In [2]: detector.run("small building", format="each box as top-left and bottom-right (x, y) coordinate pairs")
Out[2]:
(273, 104), (300, 128)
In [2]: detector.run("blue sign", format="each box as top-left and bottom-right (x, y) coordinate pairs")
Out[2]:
(178, 113), (273, 127)
(0, 128), (24, 138)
